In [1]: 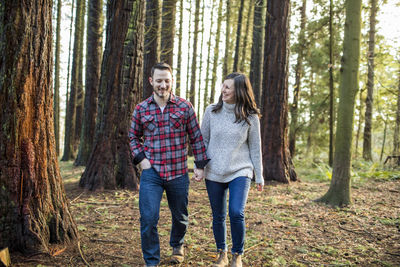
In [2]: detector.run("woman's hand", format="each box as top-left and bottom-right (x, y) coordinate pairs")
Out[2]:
(257, 183), (264, 191)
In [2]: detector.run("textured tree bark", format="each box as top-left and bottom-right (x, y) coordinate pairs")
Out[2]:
(317, 0), (362, 207)
(393, 63), (400, 155)
(250, 0), (265, 109)
(62, 0), (86, 161)
(328, 0), (335, 166)
(362, 0), (377, 161)
(262, 0), (297, 183)
(75, 0), (104, 166)
(289, 0), (307, 157)
(233, 0), (245, 72)
(175, 0), (184, 96)
(222, 0), (231, 78)
(79, 0), (144, 191)
(160, 0), (178, 66)
(143, 0), (161, 99)
(0, 0), (78, 252)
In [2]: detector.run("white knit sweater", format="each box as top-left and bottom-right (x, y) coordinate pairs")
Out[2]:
(201, 102), (264, 185)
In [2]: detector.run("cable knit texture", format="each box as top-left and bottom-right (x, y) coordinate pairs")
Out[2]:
(201, 102), (264, 185)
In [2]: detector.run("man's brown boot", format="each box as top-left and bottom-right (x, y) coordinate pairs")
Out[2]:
(212, 250), (228, 267)
(230, 253), (242, 267)
(170, 246), (184, 264)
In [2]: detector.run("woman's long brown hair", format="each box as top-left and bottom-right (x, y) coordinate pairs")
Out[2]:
(212, 72), (260, 125)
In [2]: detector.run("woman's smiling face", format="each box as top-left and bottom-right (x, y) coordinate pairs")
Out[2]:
(221, 79), (235, 104)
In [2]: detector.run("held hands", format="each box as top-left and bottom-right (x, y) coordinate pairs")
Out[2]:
(257, 183), (264, 192)
(139, 158), (152, 170)
(192, 168), (205, 182)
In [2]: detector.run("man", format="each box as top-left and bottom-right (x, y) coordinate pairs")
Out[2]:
(129, 62), (208, 267)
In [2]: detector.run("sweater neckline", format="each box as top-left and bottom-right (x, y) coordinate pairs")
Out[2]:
(223, 102), (236, 112)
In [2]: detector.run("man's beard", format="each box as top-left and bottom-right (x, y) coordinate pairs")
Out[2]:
(155, 88), (170, 98)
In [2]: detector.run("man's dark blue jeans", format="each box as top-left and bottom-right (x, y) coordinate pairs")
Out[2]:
(205, 176), (251, 255)
(139, 167), (189, 266)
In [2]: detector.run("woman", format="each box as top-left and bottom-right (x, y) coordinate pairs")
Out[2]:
(199, 72), (264, 267)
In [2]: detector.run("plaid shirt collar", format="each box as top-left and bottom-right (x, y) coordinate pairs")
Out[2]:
(147, 93), (177, 106)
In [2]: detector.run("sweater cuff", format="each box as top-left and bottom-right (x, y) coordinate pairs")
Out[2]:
(133, 151), (146, 165)
(194, 159), (210, 169)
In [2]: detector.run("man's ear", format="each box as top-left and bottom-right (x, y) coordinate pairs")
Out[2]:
(149, 76), (153, 86)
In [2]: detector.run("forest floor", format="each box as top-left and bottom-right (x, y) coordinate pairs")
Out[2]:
(11, 161), (400, 267)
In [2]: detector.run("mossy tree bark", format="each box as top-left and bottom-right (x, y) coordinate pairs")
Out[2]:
(79, 0), (145, 191)
(160, 0), (178, 66)
(261, 0), (297, 183)
(317, 0), (362, 207)
(0, 0), (78, 252)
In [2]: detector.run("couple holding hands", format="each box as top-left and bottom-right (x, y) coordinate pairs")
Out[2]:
(129, 62), (263, 267)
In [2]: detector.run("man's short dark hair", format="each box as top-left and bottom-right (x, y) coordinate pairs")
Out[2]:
(151, 62), (173, 77)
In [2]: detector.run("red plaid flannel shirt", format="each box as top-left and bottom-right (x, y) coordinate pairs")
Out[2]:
(129, 94), (209, 180)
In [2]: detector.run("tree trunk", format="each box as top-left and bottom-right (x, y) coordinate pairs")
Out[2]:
(306, 72), (315, 158)
(210, 0), (224, 104)
(317, 0), (362, 207)
(380, 117), (388, 161)
(189, 0), (201, 105)
(203, 0), (216, 109)
(143, 0), (161, 99)
(62, 0), (86, 161)
(262, 0), (297, 183)
(197, 0), (205, 118)
(175, 0), (184, 96)
(0, 0), (78, 252)
(240, 0), (254, 72)
(289, 0), (307, 157)
(362, 0), (377, 161)
(222, 0), (231, 78)
(233, 0), (245, 72)
(54, 0), (62, 156)
(328, 0), (335, 166)
(161, 0), (178, 66)
(79, 0), (145, 191)
(250, 0), (265, 109)
(75, 0), (104, 166)
(185, 0), (193, 99)
(393, 63), (400, 155)
(355, 88), (364, 158)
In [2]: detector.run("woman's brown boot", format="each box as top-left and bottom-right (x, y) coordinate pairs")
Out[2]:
(230, 253), (242, 267)
(212, 250), (228, 267)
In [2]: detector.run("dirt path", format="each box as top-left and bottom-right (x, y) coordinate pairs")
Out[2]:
(11, 164), (400, 266)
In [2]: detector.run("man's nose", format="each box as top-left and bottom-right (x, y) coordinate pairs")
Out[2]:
(160, 81), (166, 88)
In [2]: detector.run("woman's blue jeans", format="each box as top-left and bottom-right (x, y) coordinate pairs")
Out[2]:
(205, 176), (251, 254)
(139, 167), (189, 266)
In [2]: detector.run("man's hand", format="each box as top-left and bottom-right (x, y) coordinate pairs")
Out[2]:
(140, 158), (152, 170)
(192, 168), (204, 181)
(257, 184), (264, 191)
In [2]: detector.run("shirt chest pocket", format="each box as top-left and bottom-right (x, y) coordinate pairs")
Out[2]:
(170, 111), (185, 129)
(141, 115), (156, 133)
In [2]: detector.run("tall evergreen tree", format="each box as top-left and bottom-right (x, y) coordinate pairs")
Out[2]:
(79, 0), (145, 191)
(222, 0), (231, 78)
(54, 0), (62, 156)
(289, 0), (307, 157)
(210, 0), (224, 104)
(143, 0), (161, 99)
(75, 0), (104, 166)
(394, 62), (400, 155)
(161, 0), (178, 66)
(233, 0), (245, 72)
(203, 0), (216, 109)
(62, 0), (86, 161)
(317, 0), (362, 207)
(0, 0), (78, 252)
(328, 0), (335, 166)
(189, 0), (201, 105)
(175, 0), (184, 96)
(362, 0), (377, 161)
(262, 0), (297, 183)
(250, 0), (265, 108)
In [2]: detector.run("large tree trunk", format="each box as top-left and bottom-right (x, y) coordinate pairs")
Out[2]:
(250, 0), (265, 109)
(233, 0), (245, 72)
(54, 0), (62, 156)
(289, 0), (307, 157)
(161, 0), (178, 66)
(143, 0), (161, 99)
(317, 0), (362, 207)
(62, 0), (86, 161)
(197, 0), (205, 118)
(185, 0), (193, 99)
(75, 0), (104, 166)
(79, 0), (145, 191)
(240, 0), (253, 72)
(262, 0), (297, 183)
(362, 0), (377, 161)
(222, 0), (231, 78)
(0, 0), (78, 252)
(189, 0), (201, 105)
